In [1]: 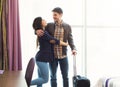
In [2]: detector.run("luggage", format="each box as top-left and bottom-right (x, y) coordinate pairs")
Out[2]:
(96, 77), (120, 87)
(72, 55), (90, 87)
(73, 75), (90, 87)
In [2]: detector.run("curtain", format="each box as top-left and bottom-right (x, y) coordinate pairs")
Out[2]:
(0, 0), (8, 70)
(0, 0), (3, 69)
(0, 0), (22, 71)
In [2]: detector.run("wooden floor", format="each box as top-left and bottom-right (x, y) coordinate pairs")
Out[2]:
(0, 70), (27, 87)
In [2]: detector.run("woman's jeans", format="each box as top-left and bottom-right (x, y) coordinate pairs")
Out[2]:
(49, 57), (69, 87)
(31, 61), (49, 87)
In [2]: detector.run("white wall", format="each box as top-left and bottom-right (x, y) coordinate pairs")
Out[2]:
(19, 0), (37, 72)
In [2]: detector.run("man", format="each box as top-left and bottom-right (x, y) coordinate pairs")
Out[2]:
(36, 7), (76, 87)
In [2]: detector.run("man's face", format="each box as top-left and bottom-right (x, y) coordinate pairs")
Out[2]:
(52, 12), (62, 22)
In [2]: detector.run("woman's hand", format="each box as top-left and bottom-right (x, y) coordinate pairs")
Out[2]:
(36, 29), (44, 37)
(50, 40), (56, 44)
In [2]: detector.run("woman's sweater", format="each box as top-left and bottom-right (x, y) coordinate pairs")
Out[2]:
(35, 31), (59, 62)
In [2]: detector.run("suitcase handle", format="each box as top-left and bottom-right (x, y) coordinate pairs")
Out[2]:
(73, 55), (77, 76)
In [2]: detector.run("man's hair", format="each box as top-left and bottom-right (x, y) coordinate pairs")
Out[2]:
(52, 7), (63, 14)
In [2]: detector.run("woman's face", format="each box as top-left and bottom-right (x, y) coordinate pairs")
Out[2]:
(41, 19), (47, 27)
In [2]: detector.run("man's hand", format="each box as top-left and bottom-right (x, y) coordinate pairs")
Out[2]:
(36, 29), (44, 37)
(72, 50), (77, 55)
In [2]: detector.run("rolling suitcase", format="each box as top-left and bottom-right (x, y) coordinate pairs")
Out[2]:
(72, 55), (90, 87)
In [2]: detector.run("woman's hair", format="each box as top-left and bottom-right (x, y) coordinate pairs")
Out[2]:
(33, 17), (43, 30)
(36, 37), (39, 48)
(33, 17), (43, 48)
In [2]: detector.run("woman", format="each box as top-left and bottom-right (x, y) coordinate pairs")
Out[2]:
(31, 17), (68, 87)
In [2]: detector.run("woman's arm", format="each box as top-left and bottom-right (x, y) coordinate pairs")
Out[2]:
(59, 40), (68, 46)
(41, 31), (59, 44)
(40, 31), (68, 46)
(35, 29), (44, 36)
(50, 40), (68, 46)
